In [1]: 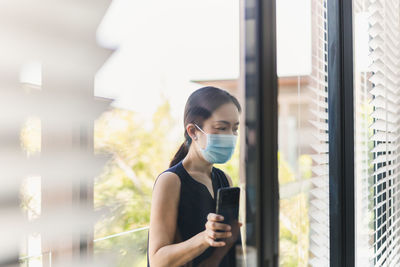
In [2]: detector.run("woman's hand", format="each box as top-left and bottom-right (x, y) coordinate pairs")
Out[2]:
(198, 217), (243, 267)
(224, 220), (242, 248)
(202, 213), (232, 247)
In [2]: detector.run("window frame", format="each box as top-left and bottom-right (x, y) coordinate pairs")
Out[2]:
(244, 0), (356, 266)
(327, 0), (355, 266)
(244, 0), (279, 266)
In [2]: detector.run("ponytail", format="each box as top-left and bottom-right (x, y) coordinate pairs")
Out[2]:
(169, 139), (190, 167)
(169, 86), (242, 167)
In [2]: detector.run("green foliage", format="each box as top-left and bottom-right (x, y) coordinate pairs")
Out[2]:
(279, 152), (310, 267)
(93, 101), (177, 266)
(298, 154), (312, 180)
(278, 152), (296, 185)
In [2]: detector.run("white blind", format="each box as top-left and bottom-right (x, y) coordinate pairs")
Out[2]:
(308, 0), (329, 266)
(0, 1), (113, 266)
(369, 1), (400, 266)
(355, 0), (400, 266)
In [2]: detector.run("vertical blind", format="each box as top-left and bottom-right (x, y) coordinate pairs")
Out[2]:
(0, 1), (113, 266)
(308, 0), (329, 266)
(369, 0), (400, 265)
(355, 0), (400, 266)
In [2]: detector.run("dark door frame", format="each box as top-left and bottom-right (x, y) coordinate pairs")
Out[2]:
(327, 0), (355, 266)
(244, 0), (279, 266)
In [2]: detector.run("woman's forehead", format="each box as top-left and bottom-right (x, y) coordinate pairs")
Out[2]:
(208, 103), (240, 124)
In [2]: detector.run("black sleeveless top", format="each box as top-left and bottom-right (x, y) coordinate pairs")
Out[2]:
(147, 160), (238, 267)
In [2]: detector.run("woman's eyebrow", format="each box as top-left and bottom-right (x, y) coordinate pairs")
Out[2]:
(215, 120), (240, 125)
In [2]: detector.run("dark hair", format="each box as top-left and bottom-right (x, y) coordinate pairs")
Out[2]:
(169, 86), (241, 167)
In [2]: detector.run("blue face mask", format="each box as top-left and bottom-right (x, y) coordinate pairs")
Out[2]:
(194, 124), (237, 164)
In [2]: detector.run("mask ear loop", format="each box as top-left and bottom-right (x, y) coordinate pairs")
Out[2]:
(194, 124), (209, 155)
(194, 123), (207, 135)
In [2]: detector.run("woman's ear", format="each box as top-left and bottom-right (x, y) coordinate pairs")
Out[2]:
(186, 123), (198, 141)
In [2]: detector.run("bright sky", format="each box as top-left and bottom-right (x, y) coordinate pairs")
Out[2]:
(94, 0), (313, 134)
(95, 0), (239, 117)
(276, 0), (312, 77)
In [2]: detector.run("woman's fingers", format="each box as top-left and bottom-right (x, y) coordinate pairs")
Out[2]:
(206, 229), (232, 239)
(205, 236), (226, 247)
(207, 213), (224, 222)
(205, 221), (231, 231)
(204, 213), (241, 247)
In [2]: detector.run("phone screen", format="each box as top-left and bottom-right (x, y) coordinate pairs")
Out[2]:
(216, 187), (240, 225)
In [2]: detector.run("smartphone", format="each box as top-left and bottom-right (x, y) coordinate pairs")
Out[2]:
(215, 187), (240, 240)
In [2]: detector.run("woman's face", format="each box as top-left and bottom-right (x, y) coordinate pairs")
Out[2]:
(196, 102), (240, 150)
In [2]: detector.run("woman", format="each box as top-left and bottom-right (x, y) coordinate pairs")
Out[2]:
(147, 87), (243, 267)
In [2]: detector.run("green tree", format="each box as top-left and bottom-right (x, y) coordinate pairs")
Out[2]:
(279, 152), (310, 267)
(93, 100), (177, 266)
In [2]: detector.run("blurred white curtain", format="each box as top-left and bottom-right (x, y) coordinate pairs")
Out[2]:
(0, 1), (113, 266)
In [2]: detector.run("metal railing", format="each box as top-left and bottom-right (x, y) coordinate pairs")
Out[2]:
(17, 227), (149, 267)
(19, 251), (52, 266)
(93, 226), (149, 242)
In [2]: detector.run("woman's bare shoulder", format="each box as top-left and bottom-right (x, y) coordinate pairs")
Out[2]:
(153, 171), (181, 194)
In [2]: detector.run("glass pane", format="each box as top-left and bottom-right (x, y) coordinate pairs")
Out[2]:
(354, 0), (400, 265)
(94, 228), (149, 266)
(277, 0), (329, 266)
(94, 0), (246, 266)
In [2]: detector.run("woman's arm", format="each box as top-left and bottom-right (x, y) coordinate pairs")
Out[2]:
(148, 172), (231, 267)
